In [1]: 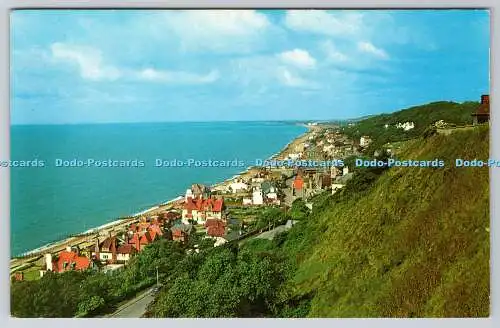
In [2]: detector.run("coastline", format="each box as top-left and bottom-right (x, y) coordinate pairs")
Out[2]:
(209, 124), (313, 190)
(10, 124), (315, 268)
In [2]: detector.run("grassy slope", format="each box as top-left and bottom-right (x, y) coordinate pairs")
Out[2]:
(342, 101), (479, 151)
(291, 125), (489, 317)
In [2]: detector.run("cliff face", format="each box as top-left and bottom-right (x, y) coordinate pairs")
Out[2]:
(287, 125), (490, 317)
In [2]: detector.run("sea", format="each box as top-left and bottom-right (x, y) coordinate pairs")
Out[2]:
(10, 122), (306, 256)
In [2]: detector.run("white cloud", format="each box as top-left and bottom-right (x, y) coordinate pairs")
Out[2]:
(137, 68), (220, 84)
(321, 40), (349, 63)
(277, 67), (320, 89)
(50, 43), (121, 81)
(284, 10), (364, 37)
(357, 41), (389, 59)
(278, 49), (317, 69)
(50, 42), (219, 85)
(160, 10), (271, 53)
(229, 55), (320, 90)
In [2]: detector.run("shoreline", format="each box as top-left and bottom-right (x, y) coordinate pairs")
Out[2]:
(13, 200), (181, 258)
(10, 125), (315, 265)
(210, 125), (312, 190)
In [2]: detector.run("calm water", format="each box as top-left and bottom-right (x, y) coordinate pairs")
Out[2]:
(10, 122), (305, 256)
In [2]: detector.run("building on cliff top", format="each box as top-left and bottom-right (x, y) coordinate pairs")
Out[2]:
(472, 94), (490, 125)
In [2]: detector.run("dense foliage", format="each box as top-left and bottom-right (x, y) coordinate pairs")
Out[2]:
(11, 239), (186, 317)
(289, 198), (310, 221)
(147, 242), (291, 317)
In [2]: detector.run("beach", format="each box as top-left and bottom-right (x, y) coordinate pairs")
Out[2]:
(211, 124), (318, 191)
(10, 124), (316, 271)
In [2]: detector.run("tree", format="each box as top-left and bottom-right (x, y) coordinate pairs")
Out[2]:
(76, 296), (105, 317)
(289, 199), (309, 221)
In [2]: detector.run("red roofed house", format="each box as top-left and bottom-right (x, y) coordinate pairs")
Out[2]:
(126, 218), (165, 252)
(181, 197), (225, 225)
(128, 230), (157, 252)
(92, 236), (118, 264)
(14, 271), (24, 282)
(163, 211), (180, 221)
(172, 229), (187, 243)
(292, 174), (305, 198)
(171, 224), (193, 243)
(182, 197), (203, 224)
(42, 247), (91, 276)
(205, 218), (226, 237)
(116, 244), (137, 263)
(128, 233), (141, 251)
(140, 231), (154, 247)
(207, 198), (225, 220)
(148, 224), (163, 237)
(472, 94), (490, 125)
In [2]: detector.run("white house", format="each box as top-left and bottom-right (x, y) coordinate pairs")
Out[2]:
(396, 121), (415, 131)
(243, 198), (253, 206)
(116, 252), (131, 263)
(252, 187), (264, 205)
(266, 188), (278, 201)
(360, 136), (372, 147)
(228, 180), (248, 193)
(116, 244), (136, 263)
(182, 208), (202, 224)
(251, 177), (265, 184)
(181, 197), (224, 225)
(185, 188), (194, 201)
(342, 166), (349, 175)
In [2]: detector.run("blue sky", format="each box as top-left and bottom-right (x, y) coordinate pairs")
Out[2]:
(10, 9), (490, 125)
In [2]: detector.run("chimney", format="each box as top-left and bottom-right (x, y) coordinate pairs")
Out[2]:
(111, 237), (117, 264)
(135, 234), (141, 251)
(95, 238), (100, 261)
(481, 95), (489, 104)
(45, 253), (53, 271)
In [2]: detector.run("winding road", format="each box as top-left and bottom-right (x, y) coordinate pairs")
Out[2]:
(108, 288), (156, 318)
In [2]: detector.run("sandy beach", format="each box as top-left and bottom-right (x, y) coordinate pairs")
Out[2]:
(10, 124), (319, 271)
(211, 124), (316, 190)
(9, 201), (180, 271)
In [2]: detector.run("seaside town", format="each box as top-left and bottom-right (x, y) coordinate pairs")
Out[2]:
(9, 116), (364, 279)
(9, 124), (356, 278)
(9, 94), (490, 319)
(7, 6), (491, 320)
(10, 94), (490, 282)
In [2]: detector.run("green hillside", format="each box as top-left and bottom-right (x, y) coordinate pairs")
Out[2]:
(342, 101), (480, 151)
(284, 125), (490, 317)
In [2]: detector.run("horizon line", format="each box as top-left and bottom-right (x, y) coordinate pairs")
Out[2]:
(10, 118), (351, 127)
(10, 98), (483, 126)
